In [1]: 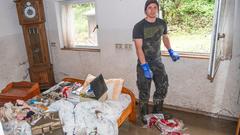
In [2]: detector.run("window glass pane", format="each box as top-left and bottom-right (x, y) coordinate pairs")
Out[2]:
(72, 3), (97, 46)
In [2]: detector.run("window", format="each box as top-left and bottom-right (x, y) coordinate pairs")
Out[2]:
(158, 0), (232, 81)
(158, 0), (215, 54)
(208, 0), (226, 81)
(58, 0), (98, 48)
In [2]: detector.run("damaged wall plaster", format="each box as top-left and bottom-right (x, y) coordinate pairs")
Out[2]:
(0, 1), (30, 90)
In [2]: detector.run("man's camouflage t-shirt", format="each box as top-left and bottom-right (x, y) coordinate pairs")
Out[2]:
(133, 18), (167, 62)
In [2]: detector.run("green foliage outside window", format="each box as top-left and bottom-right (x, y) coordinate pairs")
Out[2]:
(72, 3), (95, 45)
(72, 3), (94, 33)
(160, 0), (215, 34)
(159, 0), (215, 53)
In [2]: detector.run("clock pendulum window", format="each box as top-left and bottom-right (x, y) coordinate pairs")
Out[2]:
(15, 0), (55, 90)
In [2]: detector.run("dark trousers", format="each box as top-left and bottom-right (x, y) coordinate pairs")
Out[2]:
(137, 61), (169, 108)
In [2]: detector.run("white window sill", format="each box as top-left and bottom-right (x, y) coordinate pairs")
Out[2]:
(161, 51), (209, 59)
(61, 46), (100, 52)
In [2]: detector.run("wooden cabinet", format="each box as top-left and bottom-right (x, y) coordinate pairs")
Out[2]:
(15, 0), (55, 89)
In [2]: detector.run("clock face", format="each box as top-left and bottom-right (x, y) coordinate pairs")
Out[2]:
(16, 0), (45, 24)
(24, 2), (36, 19)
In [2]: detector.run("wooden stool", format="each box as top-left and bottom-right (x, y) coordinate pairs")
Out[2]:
(236, 115), (240, 135)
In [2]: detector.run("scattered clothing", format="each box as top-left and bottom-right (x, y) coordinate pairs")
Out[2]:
(144, 113), (189, 135)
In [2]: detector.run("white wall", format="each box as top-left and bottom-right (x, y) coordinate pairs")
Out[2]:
(0, 1), (29, 90)
(219, 0), (240, 118)
(43, 0), (240, 118)
(44, 0), (145, 83)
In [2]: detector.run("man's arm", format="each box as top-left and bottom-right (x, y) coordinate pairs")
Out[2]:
(134, 39), (146, 64)
(134, 38), (153, 79)
(162, 34), (171, 50)
(162, 34), (180, 61)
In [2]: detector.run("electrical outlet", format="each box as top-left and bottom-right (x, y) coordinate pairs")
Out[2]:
(123, 44), (132, 49)
(237, 79), (240, 105)
(123, 44), (128, 48)
(115, 43), (122, 48)
(128, 44), (132, 49)
(50, 42), (56, 47)
(115, 43), (132, 49)
(237, 88), (240, 105)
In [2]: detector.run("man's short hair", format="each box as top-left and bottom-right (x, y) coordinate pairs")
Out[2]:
(144, 0), (159, 11)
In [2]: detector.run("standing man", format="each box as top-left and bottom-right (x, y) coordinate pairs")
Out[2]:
(132, 0), (180, 125)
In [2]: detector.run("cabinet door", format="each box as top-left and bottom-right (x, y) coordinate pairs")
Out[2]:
(22, 24), (50, 66)
(29, 64), (55, 89)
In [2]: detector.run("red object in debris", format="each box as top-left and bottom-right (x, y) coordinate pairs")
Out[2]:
(62, 86), (70, 98)
(167, 131), (182, 135)
(160, 119), (179, 128)
(149, 116), (158, 128)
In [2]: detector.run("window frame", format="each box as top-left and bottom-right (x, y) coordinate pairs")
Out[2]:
(55, 0), (100, 51)
(158, 0), (213, 57)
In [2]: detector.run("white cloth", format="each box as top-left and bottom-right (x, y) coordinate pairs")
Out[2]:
(48, 94), (131, 135)
(48, 99), (75, 135)
(1, 120), (31, 135)
(0, 121), (4, 135)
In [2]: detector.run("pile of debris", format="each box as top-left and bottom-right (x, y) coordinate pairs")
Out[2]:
(144, 113), (190, 135)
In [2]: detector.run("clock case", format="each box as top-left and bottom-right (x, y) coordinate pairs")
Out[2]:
(15, 0), (55, 90)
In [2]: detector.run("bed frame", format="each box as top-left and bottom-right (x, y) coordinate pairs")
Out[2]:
(62, 77), (136, 127)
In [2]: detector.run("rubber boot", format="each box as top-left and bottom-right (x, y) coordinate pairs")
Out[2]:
(152, 100), (163, 114)
(139, 101), (149, 125)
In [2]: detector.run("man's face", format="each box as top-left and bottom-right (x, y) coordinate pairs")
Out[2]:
(145, 3), (158, 18)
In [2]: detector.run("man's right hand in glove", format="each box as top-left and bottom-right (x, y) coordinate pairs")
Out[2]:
(168, 49), (180, 62)
(141, 63), (153, 79)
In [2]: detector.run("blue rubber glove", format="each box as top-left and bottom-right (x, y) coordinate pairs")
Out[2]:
(141, 63), (153, 79)
(168, 49), (180, 62)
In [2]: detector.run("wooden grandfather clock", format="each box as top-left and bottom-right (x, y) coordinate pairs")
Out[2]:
(15, 0), (55, 89)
